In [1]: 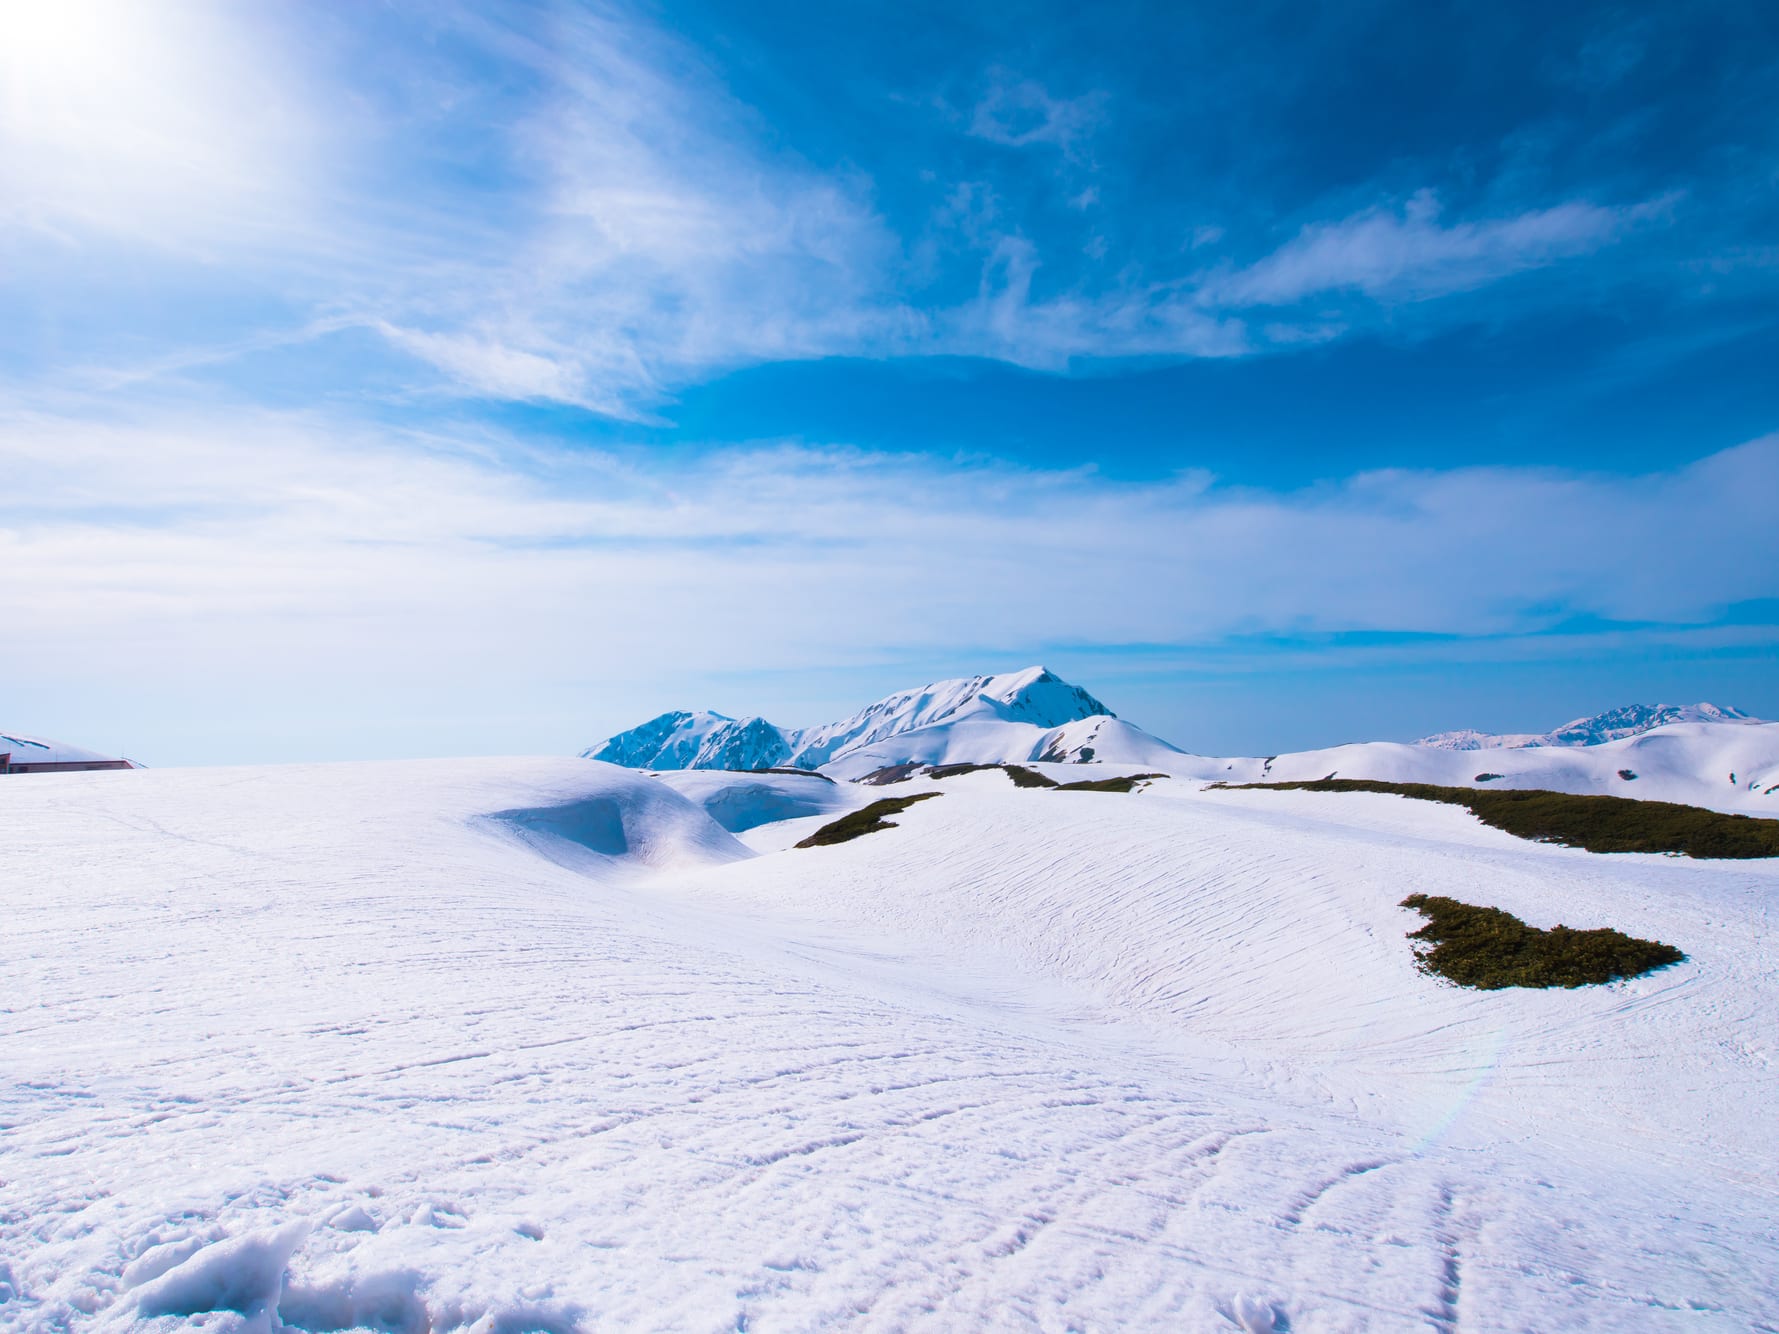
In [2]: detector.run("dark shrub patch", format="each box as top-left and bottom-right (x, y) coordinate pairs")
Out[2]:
(927, 762), (1060, 788)
(1618, 769), (1638, 781)
(1054, 772), (1168, 793)
(866, 762), (1061, 788)
(743, 767), (833, 781)
(1474, 773), (1504, 783)
(1213, 778), (1779, 859)
(926, 763), (999, 780)
(795, 793), (942, 848)
(1399, 894), (1684, 989)
(857, 763), (924, 786)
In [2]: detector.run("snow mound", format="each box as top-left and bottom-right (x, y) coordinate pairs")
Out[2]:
(485, 761), (751, 874)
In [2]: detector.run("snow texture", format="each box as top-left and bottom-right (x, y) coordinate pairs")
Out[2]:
(2, 756), (1775, 1330)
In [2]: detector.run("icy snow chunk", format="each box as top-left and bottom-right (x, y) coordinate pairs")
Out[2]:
(324, 1203), (378, 1233)
(121, 1236), (205, 1288)
(131, 1220), (310, 1319)
(1224, 1292), (1283, 1332)
(278, 1268), (430, 1334)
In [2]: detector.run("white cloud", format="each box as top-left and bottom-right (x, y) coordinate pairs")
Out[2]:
(345, 5), (909, 412)
(1207, 189), (1663, 307)
(374, 323), (643, 418)
(945, 237), (1249, 368)
(4, 407), (1773, 754)
(968, 70), (1106, 157)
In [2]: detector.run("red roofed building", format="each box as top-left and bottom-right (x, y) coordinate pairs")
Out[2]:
(0, 732), (137, 774)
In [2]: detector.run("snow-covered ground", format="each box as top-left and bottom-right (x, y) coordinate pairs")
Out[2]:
(3, 759), (1775, 1331)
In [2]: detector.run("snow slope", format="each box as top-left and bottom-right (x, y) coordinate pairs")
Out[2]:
(3, 757), (1775, 1330)
(1416, 702), (1764, 750)
(586, 667), (1185, 777)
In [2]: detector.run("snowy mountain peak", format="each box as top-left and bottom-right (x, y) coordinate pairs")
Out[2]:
(984, 666), (1115, 725)
(585, 667), (1147, 775)
(1415, 702), (1764, 751)
(583, 710), (792, 771)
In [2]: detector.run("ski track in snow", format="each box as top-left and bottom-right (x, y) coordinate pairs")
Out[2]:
(1, 759), (1774, 1332)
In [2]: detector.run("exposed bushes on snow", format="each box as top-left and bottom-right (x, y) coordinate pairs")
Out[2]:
(924, 762), (1060, 788)
(1399, 894), (1685, 989)
(1215, 778), (1779, 859)
(795, 793), (942, 848)
(1054, 773), (1167, 793)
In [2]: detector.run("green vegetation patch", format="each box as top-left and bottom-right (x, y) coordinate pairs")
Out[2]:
(925, 762), (1001, 780)
(925, 762), (1059, 788)
(857, 762), (924, 786)
(1213, 778), (1779, 859)
(1399, 894), (1684, 989)
(1053, 772), (1168, 793)
(795, 793), (942, 848)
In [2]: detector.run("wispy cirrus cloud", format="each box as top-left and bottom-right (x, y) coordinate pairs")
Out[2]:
(1204, 189), (1672, 308)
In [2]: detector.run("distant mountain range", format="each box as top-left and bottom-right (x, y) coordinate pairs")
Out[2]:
(585, 675), (1778, 815)
(584, 667), (1186, 779)
(1414, 703), (1764, 751)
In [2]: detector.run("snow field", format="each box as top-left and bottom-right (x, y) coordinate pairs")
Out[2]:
(2, 759), (1774, 1330)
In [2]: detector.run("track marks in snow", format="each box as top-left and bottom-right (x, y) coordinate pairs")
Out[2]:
(1278, 1158), (1393, 1230)
(1425, 1184), (1465, 1333)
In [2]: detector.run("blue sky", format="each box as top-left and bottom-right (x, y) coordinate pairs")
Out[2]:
(3, 0), (1776, 764)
